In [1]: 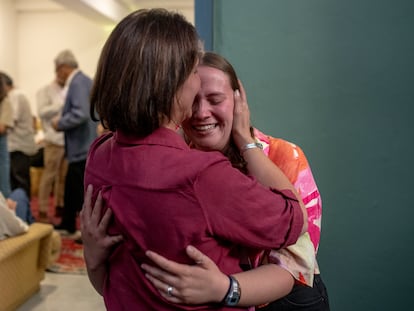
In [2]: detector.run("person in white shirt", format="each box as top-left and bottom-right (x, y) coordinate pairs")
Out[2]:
(0, 189), (32, 240)
(0, 75), (13, 196)
(0, 72), (38, 199)
(36, 79), (68, 222)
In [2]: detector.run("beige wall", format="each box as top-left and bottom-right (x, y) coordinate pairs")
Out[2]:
(17, 11), (110, 115)
(0, 0), (194, 116)
(0, 0), (18, 78)
(0, 0), (110, 115)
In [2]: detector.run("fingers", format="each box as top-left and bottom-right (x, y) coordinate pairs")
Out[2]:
(91, 191), (103, 224)
(143, 247), (212, 285)
(232, 79), (252, 149)
(80, 186), (123, 247)
(141, 263), (177, 286)
(144, 273), (182, 303)
(104, 233), (123, 246)
(234, 80), (249, 113)
(97, 206), (123, 247)
(238, 79), (247, 100)
(99, 208), (122, 245)
(144, 247), (223, 304)
(186, 245), (211, 267)
(142, 263), (183, 303)
(145, 250), (184, 275)
(99, 205), (112, 228)
(82, 184), (93, 217)
(80, 185), (93, 231)
(233, 89), (242, 113)
(81, 187), (103, 230)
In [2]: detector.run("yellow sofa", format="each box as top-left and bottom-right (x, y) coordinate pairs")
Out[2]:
(0, 223), (54, 311)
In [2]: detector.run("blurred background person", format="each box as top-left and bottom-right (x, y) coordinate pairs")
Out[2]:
(36, 78), (68, 223)
(0, 73), (13, 197)
(52, 50), (96, 235)
(0, 189), (29, 240)
(0, 72), (38, 200)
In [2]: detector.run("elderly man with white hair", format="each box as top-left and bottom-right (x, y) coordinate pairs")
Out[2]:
(52, 49), (97, 235)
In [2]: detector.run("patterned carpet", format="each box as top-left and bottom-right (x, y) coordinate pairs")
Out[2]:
(30, 195), (86, 275)
(47, 237), (86, 275)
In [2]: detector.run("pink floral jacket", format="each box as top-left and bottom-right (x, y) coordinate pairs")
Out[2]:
(254, 129), (322, 286)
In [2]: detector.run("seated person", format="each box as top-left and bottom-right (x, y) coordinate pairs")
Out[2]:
(0, 188), (34, 240)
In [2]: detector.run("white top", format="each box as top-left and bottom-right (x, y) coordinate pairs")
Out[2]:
(0, 192), (28, 240)
(36, 81), (66, 146)
(7, 88), (38, 155)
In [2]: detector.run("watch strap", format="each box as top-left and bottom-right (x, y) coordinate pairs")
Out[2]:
(222, 275), (241, 306)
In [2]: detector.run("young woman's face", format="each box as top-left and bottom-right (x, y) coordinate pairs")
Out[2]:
(182, 66), (234, 151)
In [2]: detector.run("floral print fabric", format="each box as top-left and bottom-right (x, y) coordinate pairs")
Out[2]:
(254, 128), (322, 285)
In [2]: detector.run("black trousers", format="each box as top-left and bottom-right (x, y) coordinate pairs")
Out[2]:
(258, 274), (330, 311)
(10, 151), (31, 198)
(60, 160), (86, 233)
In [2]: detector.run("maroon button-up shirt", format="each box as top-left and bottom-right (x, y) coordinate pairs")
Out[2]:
(84, 127), (303, 311)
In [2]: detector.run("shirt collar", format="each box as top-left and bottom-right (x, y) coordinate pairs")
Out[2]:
(114, 127), (189, 150)
(65, 69), (80, 87)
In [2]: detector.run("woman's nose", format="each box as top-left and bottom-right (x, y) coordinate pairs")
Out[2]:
(192, 99), (211, 119)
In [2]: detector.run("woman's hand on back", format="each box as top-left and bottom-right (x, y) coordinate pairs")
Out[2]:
(80, 185), (123, 270)
(141, 245), (229, 304)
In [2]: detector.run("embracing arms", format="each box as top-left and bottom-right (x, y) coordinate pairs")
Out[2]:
(80, 185), (122, 295)
(232, 82), (307, 234)
(142, 246), (294, 306)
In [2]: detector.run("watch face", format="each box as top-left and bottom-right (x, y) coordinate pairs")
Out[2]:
(225, 276), (241, 306)
(229, 294), (240, 304)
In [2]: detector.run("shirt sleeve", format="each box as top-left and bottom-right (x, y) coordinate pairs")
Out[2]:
(12, 92), (33, 123)
(58, 78), (91, 130)
(0, 98), (14, 128)
(292, 146), (322, 253)
(37, 85), (64, 119)
(194, 158), (304, 251)
(268, 138), (322, 252)
(266, 137), (322, 285)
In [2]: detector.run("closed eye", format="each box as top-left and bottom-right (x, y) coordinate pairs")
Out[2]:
(207, 95), (225, 105)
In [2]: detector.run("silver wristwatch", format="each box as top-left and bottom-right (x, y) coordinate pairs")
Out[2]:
(223, 275), (241, 306)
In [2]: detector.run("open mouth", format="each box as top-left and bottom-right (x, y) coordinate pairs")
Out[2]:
(192, 124), (217, 132)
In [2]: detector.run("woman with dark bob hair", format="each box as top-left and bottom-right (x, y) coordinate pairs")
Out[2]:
(83, 8), (307, 311)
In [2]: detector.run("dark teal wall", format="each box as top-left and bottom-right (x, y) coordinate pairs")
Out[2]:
(211, 0), (414, 310)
